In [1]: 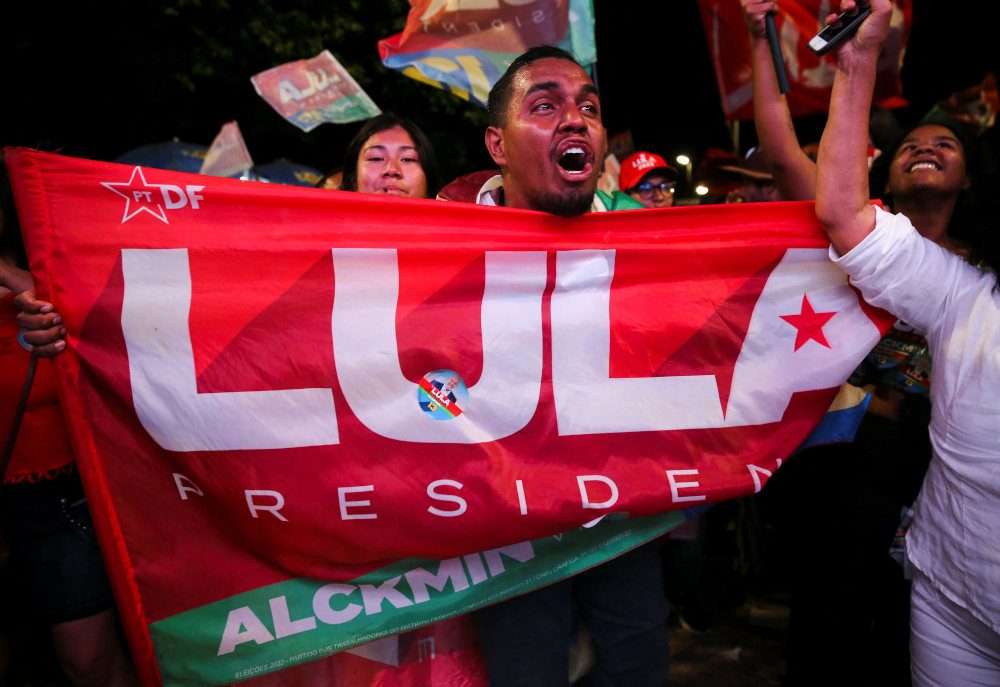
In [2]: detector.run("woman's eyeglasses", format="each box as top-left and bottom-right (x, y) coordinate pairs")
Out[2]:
(633, 181), (676, 198)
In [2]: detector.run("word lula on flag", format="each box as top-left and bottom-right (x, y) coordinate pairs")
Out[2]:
(697, 0), (912, 119)
(7, 148), (891, 686)
(379, 0), (597, 107)
(251, 50), (381, 132)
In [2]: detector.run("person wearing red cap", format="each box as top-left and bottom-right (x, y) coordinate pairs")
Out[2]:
(618, 151), (679, 208)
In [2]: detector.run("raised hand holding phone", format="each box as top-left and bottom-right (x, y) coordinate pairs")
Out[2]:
(814, 0), (896, 254)
(808, 5), (873, 55)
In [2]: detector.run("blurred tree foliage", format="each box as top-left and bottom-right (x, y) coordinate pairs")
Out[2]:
(6, 0), (493, 181)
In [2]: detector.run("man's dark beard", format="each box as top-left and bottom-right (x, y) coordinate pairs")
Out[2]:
(529, 188), (594, 217)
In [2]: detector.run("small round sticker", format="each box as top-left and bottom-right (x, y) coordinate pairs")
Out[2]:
(417, 370), (469, 421)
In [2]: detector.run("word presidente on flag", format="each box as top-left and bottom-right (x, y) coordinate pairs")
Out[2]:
(7, 148), (892, 685)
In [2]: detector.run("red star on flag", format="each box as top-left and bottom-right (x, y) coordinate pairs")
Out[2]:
(101, 166), (169, 224)
(780, 294), (837, 351)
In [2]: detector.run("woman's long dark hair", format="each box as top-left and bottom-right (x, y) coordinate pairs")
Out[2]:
(340, 113), (441, 198)
(870, 113), (999, 285)
(962, 178), (1000, 288)
(870, 114), (982, 232)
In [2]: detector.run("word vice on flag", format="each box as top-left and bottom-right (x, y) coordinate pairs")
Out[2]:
(7, 149), (892, 686)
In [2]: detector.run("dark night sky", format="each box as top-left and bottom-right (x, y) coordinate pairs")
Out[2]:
(4, 1), (998, 186)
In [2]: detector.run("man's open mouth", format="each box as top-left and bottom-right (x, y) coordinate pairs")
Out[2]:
(559, 147), (588, 173)
(908, 160), (941, 172)
(556, 143), (594, 177)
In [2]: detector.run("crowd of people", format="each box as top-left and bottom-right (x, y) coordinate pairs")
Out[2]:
(2, 0), (998, 685)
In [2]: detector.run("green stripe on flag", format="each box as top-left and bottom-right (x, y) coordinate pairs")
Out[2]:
(565, 0), (597, 66)
(150, 511), (684, 685)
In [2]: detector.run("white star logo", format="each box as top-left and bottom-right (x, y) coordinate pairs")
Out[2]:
(101, 166), (169, 224)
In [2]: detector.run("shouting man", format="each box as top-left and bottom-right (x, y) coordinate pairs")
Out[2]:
(465, 46), (642, 214)
(465, 45), (670, 687)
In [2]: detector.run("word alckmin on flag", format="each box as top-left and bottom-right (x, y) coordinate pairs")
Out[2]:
(697, 0), (912, 119)
(379, 0), (597, 107)
(251, 50), (381, 132)
(7, 148), (891, 686)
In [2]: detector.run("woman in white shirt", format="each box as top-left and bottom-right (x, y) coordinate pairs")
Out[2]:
(814, 2), (1000, 685)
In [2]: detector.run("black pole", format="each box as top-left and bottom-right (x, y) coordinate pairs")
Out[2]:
(765, 13), (791, 94)
(1, 357), (37, 479)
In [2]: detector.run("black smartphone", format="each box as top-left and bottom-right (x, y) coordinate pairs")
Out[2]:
(808, 6), (873, 56)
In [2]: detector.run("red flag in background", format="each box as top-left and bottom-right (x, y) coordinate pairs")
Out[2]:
(698, 0), (912, 119)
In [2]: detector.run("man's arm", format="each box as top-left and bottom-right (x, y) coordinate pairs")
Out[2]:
(742, 0), (816, 200)
(815, 0), (894, 254)
(0, 261), (33, 295)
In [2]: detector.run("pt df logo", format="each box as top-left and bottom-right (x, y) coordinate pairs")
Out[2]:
(417, 370), (468, 421)
(101, 166), (205, 224)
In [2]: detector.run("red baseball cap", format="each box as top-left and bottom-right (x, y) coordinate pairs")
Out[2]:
(619, 152), (678, 192)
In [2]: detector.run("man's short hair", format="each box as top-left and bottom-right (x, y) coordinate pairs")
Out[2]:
(486, 45), (585, 129)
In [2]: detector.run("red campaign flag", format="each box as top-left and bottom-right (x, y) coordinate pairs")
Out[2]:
(7, 148), (891, 685)
(698, 0), (912, 119)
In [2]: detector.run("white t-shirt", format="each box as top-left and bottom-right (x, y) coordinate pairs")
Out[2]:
(832, 205), (1000, 634)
